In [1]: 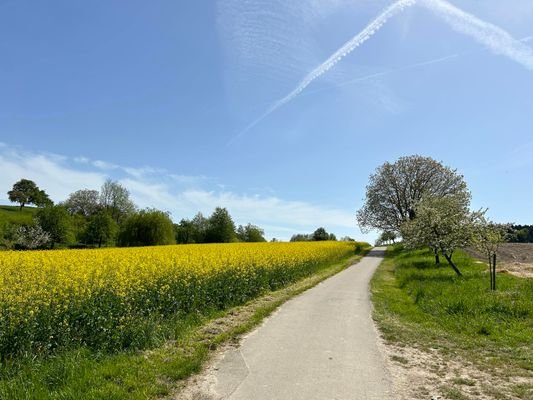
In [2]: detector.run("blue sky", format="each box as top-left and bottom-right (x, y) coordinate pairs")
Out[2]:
(1, 0), (532, 242)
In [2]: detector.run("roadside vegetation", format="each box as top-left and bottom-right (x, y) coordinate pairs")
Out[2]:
(372, 246), (532, 399)
(0, 243), (370, 399)
(358, 155), (532, 399)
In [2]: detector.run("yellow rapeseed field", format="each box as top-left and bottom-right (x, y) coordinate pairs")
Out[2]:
(0, 241), (358, 358)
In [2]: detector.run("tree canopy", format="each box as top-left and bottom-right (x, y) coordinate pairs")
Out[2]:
(36, 205), (73, 248)
(205, 207), (237, 243)
(375, 231), (397, 246)
(82, 210), (118, 247)
(100, 180), (136, 223)
(3, 179), (270, 249)
(63, 189), (100, 216)
(312, 227), (329, 241)
(290, 227), (337, 242)
(236, 224), (266, 242)
(357, 155), (469, 233)
(401, 194), (472, 275)
(7, 179), (52, 210)
(118, 209), (175, 247)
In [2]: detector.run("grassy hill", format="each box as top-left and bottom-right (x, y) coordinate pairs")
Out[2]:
(0, 205), (38, 226)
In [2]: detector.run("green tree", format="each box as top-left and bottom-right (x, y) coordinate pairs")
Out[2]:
(206, 207), (237, 243)
(290, 233), (312, 242)
(357, 155), (469, 233)
(36, 205), (73, 248)
(99, 180), (136, 224)
(191, 212), (209, 243)
(118, 209), (176, 247)
(312, 227), (329, 241)
(70, 213), (88, 244)
(236, 223), (266, 242)
(175, 219), (195, 244)
(83, 210), (118, 247)
(376, 231), (397, 246)
(7, 179), (52, 210)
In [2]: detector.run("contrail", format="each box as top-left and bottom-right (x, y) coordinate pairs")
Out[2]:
(307, 32), (532, 96)
(420, 0), (533, 70)
(293, 54), (458, 99)
(229, 0), (533, 144)
(303, 33), (532, 97)
(228, 0), (417, 144)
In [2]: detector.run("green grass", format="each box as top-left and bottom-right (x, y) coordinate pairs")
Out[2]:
(371, 245), (533, 398)
(0, 205), (37, 226)
(0, 246), (370, 399)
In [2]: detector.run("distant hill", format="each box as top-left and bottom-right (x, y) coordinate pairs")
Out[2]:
(0, 205), (38, 226)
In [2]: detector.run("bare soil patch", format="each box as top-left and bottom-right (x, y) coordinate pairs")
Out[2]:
(378, 337), (532, 400)
(465, 243), (533, 278)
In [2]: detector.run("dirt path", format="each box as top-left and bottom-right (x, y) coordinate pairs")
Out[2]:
(181, 248), (391, 400)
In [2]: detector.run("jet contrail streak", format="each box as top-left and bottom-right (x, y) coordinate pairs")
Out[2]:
(229, 0), (533, 144)
(297, 54), (459, 98)
(420, 0), (533, 70)
(227, 0), (417, 145)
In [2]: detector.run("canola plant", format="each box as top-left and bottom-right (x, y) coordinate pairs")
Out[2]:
(0, 241), (359, 358)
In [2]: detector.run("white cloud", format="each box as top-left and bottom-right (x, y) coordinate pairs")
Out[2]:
(0, 148), (106, 202)
(176, 190), (355, 230)
(0, 144), (360, 241)
(73, 156), (90, 164)
(168, 174), (207, 185)
(92, 160), (119, 170)
(119, 178), (177, 212)
(123, 166), (166, 179)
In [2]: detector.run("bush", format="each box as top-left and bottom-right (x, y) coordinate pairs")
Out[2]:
(14, 224), (50, 250)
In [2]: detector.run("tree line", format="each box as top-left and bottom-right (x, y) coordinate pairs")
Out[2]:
(1, 179), (267, 250)
(506, 225), (533, 243)
(289, 227), (354, 242)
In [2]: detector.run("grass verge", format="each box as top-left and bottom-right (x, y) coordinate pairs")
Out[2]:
(371, 245), (532, 399)
(0, 246), (370, 400)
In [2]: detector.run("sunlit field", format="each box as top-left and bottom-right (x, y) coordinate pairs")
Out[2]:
(0, 241), (359, 359)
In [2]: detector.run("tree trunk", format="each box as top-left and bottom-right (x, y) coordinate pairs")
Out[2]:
(20, 203), (25, 211)
(434, 248), (440, 265)
(488, 256), (493, 290)
(443, 253), (462, 276)
(98, 236), (102, 248)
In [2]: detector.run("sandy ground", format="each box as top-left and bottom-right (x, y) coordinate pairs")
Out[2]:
(377, 338), (532, 400)
(465, 243), (533, 278)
